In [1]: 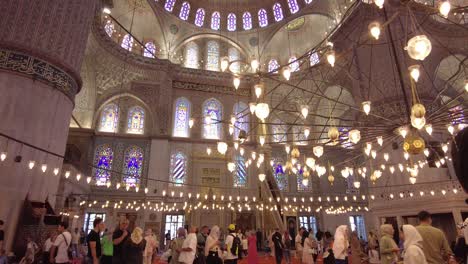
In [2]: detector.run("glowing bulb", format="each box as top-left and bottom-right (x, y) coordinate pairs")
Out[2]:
(368, 22), (381, 39)
(189, 118), (195, 128)
(285, 145), (291, 154)
(447, 125), (454, 135)
(65, 171), (70, 178)
(259, 136), (265, 146)
(362, 101), (371, 115)
(0, 152), (6, 161)
(313, 146), (323, 158)
(400, 127), (408, 138)
(255, 103), (270, 120)
(282, 66), (291, 81)
(304, 127), (310, 138)
(371, 150), (377, 159)
(404, 152), (410, 160)
(406, 35), (432, 61)
(217, 142), (228, 154)
(52, 168), (59, 175)
(240, 148), (245, 156)
(102, 7), (111, 14)
(206, 147), (212, 155)
(326, 50), (336, 67)
(221, 57), (229, 72)
(301, 105), (309, 119)
(425, 124), (432, 135)
(228, 125), (234, 135)
(389, 166), (395, 174)
(227, 162), (236, 172)
(254, 83), (263, 98)
(374, 0), (384, 8)
(41, 164), (47, 172)
(28, 161), (35, 169)
(258, 173), (265, 182)
(76, 174), (81, 181)
(377, 136), (383, 146)
(383, 153), (389, 161)
(411, 116), (426, 130)
(424, 148), (430, 157)
(409, 65), (421, 82)
(398, 163), (404, 172)
(233, 76), (240, 90)
(441, 144), (448, 153)
(86, 177), (91, 184)
(306, 157), (315, 168)
(302, 178), (309, 186)
(249, 103), (256, 114)
(251, 59), (259, 72)
(439, 1), (451, 18)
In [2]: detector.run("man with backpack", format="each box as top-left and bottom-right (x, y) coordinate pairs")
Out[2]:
(225, 224), (240, 264)
(50, 221), (72, 264)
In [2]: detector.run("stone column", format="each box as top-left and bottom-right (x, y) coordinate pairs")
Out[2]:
(0, 0), (97, 251)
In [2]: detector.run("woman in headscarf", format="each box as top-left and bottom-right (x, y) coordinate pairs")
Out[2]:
(143, 229), (158, 264)
(302, 231), (314, 264)
(204, 225), (222, 264)
(247, 230), (258, 264)
(123, 227), (146, 264)
(350, 231), (366, 264)
(379, 224), (399, 264)
(332, 225), (349, 264)
(399, 225), (427, 264)
(171, 227), (187, 264)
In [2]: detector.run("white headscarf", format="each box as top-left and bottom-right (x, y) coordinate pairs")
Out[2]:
(209, 225), (220, 240)
(332, 225), (349, 259)
(402, 225), (423, 250)
(402, 225), (428, 264)
(205, 225), (221, 256)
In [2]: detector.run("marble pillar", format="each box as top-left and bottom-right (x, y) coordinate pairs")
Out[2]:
(0, 0), (97, 251)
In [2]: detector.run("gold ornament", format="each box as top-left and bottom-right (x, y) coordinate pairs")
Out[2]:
(328, 127), (340, 142)
(403, 133), (425, 155)
(291, 147), (300, 159)
(411, 103), (426, 119)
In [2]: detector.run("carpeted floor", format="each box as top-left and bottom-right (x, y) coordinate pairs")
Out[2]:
(154, 253), (324, 264)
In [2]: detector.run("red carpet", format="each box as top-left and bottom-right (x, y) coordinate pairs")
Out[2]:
(154, 254), (324, 264)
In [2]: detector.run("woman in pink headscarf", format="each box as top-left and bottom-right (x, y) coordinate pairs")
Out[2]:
(247, 230), (258, 264)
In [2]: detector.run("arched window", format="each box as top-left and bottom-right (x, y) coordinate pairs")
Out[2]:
(273, 3), (284, 22)
(310, 52), (320, 66)
(179, 1), (190, 20)
(173, 97), (191, 137)
(121, 34), (134, 51)
(203, 98), (223, 139)
(170, 151), (187, 186)
(194, 8), (205, 27)
(293, 126), (307, 145)
(234, 155), (247, 187)
(273, 161), (288, 191)
(305, 0), (313, 4)
(288, 0), (300, 14)
(206, 40), (220, 71)
(211, 11), (221, 30)
(228, 48), (240, 73)
(268, 59), (280, 73)
(243, 12), (252, 30)
(164, 0), (176, 12)
(143, 42), (156, 58)
(104, 21), (114, 37)
(127, 106), (145, 134)
(297, 169), (312, 191)
(94, 144), (113, 186)
(258, 9), (269, 27)
(227, 13), (237, 31)
(99, 104), (119, 133)
(233, 102), (249, 140)
(122, 146), (143, 187)
(289, 56), (300, 72)
(184, 42), (199, 69)
(271, 118), (287, 143)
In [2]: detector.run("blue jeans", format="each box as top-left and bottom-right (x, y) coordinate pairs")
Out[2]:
(335, 259), (347, 264)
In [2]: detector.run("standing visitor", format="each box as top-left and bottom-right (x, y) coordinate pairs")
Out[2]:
(50, 221), (72, 264)
(415, 211), (454, 264)
(241, 231), (248, 257)
(282, 230), (292, 264)
(225, 224), (240, 264)
(86, 218), (105, 264)
(247, 230), (258, 264)
(71, 228), (80, 258)
(454, 221), (467, 264)
(296, 227), (305, 263)
(101, 230), (114, 264)
(205, 225), (222, 264)
(302, 231), (314, 264)
(196, 226), (209, 264)
(166, 230), (172, 250)
(322, 231), (335, 264)
(19, 236), (38, 264)
(256, 229), (262, 251)
(112, 218), (129, 264)
(123, 227), (146, 263)
(379, 224), (399, 264)
(400, 225), (427, 264)
(350, 231), (366, 264)
(179, 226), (197, 264)
(332, 225), (349, 264)
(272, 228), (284, 264)
(308, 233), (319, 262)
(42, 232), (56, 264)
(170, 227), (186, 264)
(143, 229), (158, 264)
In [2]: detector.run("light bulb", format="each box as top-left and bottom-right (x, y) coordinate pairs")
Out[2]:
(374, 0), (384, 8)
(116, 183), (121, 189)
(86, 177), (91, 184)
(41, 164), (47, 173)
(249, 103), (256, 114)
(406, 35), (432, 61)
(221, 57), (229, 72)
(217, 142), (228, 155)
(306, 157), (315, 168)
(400, 127), (408, 138)
(362, 101), (371, 115)
(251, 59), (259, 72)
(465, 80), (468, 92)
(377, 136), (383, 146)
(411, 116), (426, 130)
(398, 163), (404, 172)
(0, 152), (6, 161)
(368, 22), (381, 40)
(234, 142), (239, 150)
(441, 143), (448, 153)
(189, 118), (194, 128)
(65, 171), (70, 178)
(301, 105), (309, 119)
(228, 125), (234, 135)
(254, 103), (270, 120)
(233, 76), (240, 90)
(389, 166), (395, 174)
(409, 65), (421, 82)
(285, 145), (291, 154)
(439, 1), (451, 18)
(404, 152), (410, 160)
(447, 125), (454, 135)
(383, 153), (389, 161)
(423, 148), (430, 157)
(313, 146), (323, 158)
(258, 173), (266, 182)
(76, 174), (81, 181)
(28, 161), (35, 169)
(348, 129), (361, 144)
(425, 124), (432, 135)
(304, 127), (310, 138)
(326, 50), (336, 67)
(282, 66), (291, 81)
(204, 114), (212, 124)
(227, 162), (236, 172)
(353, 181), (361, 188)
(254, 83), (263, 98)
(259, 136), (265, 146)
(53, 168), (59, 175)
(135, 186), (139, 192)
(102, 7), (111, 14)
(371, 150), (377, 159)
(240, 148), (245, 156)
(302, 178), (309, 186)
(206, 147), (212, 155)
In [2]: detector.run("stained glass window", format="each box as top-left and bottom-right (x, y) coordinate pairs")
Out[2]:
(227, 13), (237, 31)
(233, 102), (249, 140)
(99, 104), (119, 133)
(211, 11), (221, 30)
(299, 216), (317, 234)
(293, 126), (307, 145)
(94, 144), (113, 186)
(273, 3), (284, 22)
(126, 106), (145, 134)
(170, 151), (187, 185)
(228, 48), (240, 73)
(310, 52), (320, 66)
(349, 215), (367, 240)
(143, 42), (156, 58)
(121, 34), (134, 51)
(305, 0), (313, 3)
(179, 2), (190, 20)
(104, 21), (114, 37)
(288, 0), (300, 14)
(173, 97), (191, 138)
(195, 8), (205, 27)
(273, 162), (288, 191)
(271, 119), (287, 143)
(234, 155), (247, 187)
(123, 146), (143, 187)
(289, 56), (300, 72)
(258, 9), (268, 28)
(203, 98), (223, 139)
(206, 40), (220, 71)
(243, 12), (252, 30)
(184, 42), (199, 69)
(268, 59), (280, 73)
(164, 0), (176, 12)
(297, 169), (312, 191)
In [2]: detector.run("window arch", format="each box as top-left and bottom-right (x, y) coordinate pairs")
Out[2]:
(99, 104), (119, 133)
(184, 42), (199, 69)
(94, 144), (113, 186)
(234, 155), (247, 187)
(164, 0), (176, 12)
(293, 126), (307, 145)
(179, 1), (190, 20)
(273, 160), (288, 191)
(273, 3), (284, 22)
(143, 42), (156, 58)
(121, 34), (133, 51)
(104, 21), (114, 37)
(123, 146), (143, 187)
(310, 52), (320, 66)
(206, 40), (220, 71)
(258, 9), (269, 27)
(194, 8), (205, 27)
(173, 97), (191, 138)
(268, 59), (280, 73)
(170, 151), (187, 186)
(203, 98), (223, 139)
(288, 0), (300, 14)
(271, 118), (287, 143)
(243, 12), (252, 30)
(127, 106), (145, 134)
(227, 13), (237, 31)
(289, 56), (300, 72)
(228, 47), (240, 73)
(211, 11), (221, 30)
(233, 102), (249, 140)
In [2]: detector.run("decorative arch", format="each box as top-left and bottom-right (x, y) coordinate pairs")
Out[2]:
(228, 47), (241, 73)
(273, 3), (284, 22)
(258, 9), (269, 27)
(94, 144), (113, 186)
(194, 8), (205, 27)
(205, 40), (220, 71)
(227, 13), (237, 31)
(243, 12), (252, 30)
(127, 106), (145, 134)
(202, 98), (223, 139)
(122, 146), (144, 187)
(211, 11), (221, 30)
(179, 1), (190, 20)
(99, 104), (119, 133)
(121, 34), (133, 51)
(173, 97), (191, 138)
(184, 41), (199, 69)
(143, 42), (156, 58)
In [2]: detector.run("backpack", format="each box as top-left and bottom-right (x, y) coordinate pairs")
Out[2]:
(229, 234), (242, 258)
